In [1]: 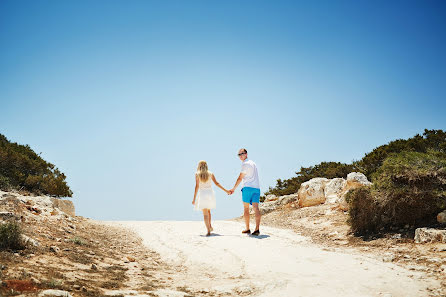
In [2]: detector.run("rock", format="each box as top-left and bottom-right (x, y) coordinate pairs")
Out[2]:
(382, 253), (395, 262)
(264, 195), (277, 202)
(342, 172), (372, 194)
(236, 286), (253, 294)
(38, 290), (73, 297)
(324, 178), (346, 203)
(251, 194), (298, 215)
(50, 246), (60, 254)
(346, 172), (372, 186)
(73, 285), (81, 290)
(151, 289), (187, 297)
(414, 228), (446, 243)
(437, 210), (446, 224)
(0, 211), (20, 221)
(49, 198), (75, 217)
(127, 256), (136, 262)
(298, 178), (329, 207)
(91, 263), (98, 270)
(391, 234), (402, 239)
(21, 234), (40, 247)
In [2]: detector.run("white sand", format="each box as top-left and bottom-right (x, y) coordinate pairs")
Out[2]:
(106, 221), (440, 297)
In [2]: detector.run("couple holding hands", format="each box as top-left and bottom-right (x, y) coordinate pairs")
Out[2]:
(192, 148), (261, 236)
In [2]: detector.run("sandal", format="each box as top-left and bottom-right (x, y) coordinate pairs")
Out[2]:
(252, 230), (260, 236)
(242, 229), (251, 234)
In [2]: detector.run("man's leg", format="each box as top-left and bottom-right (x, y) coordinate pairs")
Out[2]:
(243, 202), (250, 232)
(252, 203), (261, 232)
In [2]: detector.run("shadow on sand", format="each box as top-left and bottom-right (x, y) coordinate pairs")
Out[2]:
(249, 234), (270, 239)
(199, 233), (270, 239)
(199, 233), (223, 237)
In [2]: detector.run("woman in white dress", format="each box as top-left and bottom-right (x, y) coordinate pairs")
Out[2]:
(192, 160), (229, 236)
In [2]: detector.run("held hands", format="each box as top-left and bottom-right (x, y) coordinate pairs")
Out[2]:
(223, 188), (234, 195)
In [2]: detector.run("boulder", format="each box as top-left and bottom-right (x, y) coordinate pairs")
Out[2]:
(298, 178), (329, 207)
(50, 198), (75, 217)
(345, 172), (372, 189)
(414, 228), (446, 243)
(38, 290), (73, 297)
(21, 234), (40, 247)
(324, 178), (346, 203)
(437, 210), (446, 224)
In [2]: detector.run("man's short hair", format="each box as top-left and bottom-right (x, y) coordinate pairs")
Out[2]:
(240, 148), (247, 154)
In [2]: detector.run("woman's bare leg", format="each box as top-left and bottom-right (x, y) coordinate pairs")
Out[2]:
(202, 209), (211, 235)
(208, 210), (213, 231)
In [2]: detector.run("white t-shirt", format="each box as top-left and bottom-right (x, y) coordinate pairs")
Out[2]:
(241, 159), (260, 189)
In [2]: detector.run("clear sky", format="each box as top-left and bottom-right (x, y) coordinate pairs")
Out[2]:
(1, 1), (445, 221)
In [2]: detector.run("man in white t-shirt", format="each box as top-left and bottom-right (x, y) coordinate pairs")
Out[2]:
(229, 148), (261, 236)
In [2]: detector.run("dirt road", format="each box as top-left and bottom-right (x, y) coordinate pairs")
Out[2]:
(107, 221), (441, 297)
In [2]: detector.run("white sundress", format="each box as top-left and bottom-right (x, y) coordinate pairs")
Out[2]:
(194, 173), (216, 211)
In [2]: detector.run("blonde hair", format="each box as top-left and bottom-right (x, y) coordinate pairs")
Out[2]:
(196, 160), (210, 182)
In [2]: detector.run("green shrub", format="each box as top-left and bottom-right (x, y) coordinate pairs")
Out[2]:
(0, 175), (11, 191)
(0, 134), (72, 197)
(70, 236), (86, 245)
(357, 129), (446, 178)
(347, 150), (446, 236)
(0, 221), (24, 250)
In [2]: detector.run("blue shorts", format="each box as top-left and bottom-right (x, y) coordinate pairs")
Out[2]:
(242, 187), (260, 205)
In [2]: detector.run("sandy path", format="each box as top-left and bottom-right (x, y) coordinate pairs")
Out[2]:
(106, 221), (440, 297)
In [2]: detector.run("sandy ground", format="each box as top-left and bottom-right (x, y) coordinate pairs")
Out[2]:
(106, 220), (442, 297)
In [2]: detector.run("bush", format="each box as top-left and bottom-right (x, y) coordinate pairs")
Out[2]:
(357, 129), (446, 178)
(347, 150), (446, 236)
(0, 221), (24, 250)
(0, 134), (72, 197)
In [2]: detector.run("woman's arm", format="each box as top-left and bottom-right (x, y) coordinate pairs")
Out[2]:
(193, 174), (199, 204)
(211, 174), (229, 194)
(229, 172), (246, 194)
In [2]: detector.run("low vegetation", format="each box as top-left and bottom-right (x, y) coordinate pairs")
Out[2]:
(0, 221), (24, 250)
(346, 150), (446, 236)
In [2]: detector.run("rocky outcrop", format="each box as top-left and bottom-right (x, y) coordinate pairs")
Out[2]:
(297, 173), (372, 209)
(251, 194), (298, 215)
(298, 178), (329, 207)
(0, 191), (75, 219)
(50, 198), (75, 217)
(250, 172), (372, 214)
(415, 228), (446, 243)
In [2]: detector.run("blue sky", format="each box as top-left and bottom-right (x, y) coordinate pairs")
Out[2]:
(1, 1), (445, 221)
